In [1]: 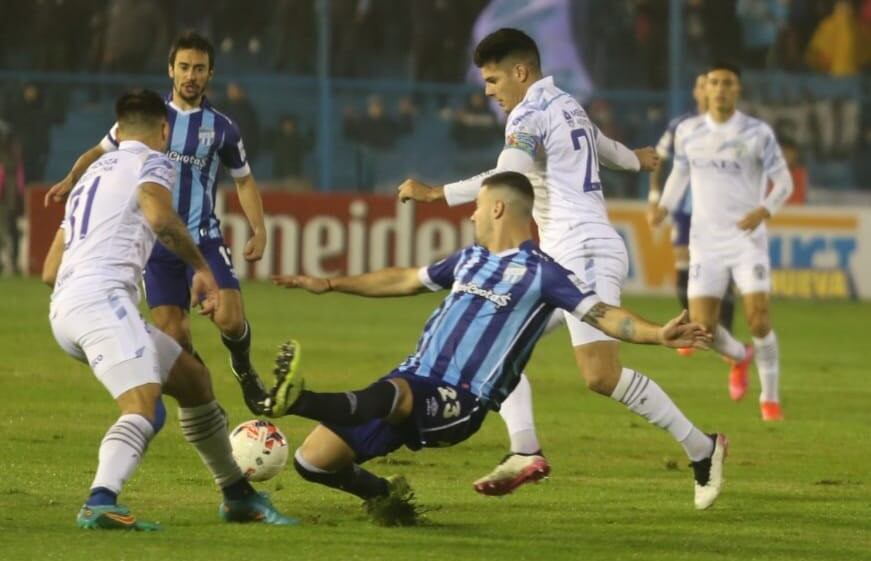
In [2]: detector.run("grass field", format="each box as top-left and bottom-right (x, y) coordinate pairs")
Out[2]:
(1, 276), (869, 561)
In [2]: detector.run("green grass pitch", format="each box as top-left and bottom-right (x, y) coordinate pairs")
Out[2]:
(0, 277), (868, 561)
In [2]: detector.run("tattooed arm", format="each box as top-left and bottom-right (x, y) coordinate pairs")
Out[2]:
(578, 303), (710, 348)
(137, 182), (218, 315)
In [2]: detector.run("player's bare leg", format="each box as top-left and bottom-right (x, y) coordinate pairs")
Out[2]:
(150, 304), (193, 351)
(690, 297), (754, 401)
(742, 291), (782, 421)
(575, 341), (726, 509)
(214, 288), (270, 415)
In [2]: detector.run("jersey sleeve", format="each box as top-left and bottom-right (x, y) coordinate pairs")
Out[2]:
(672, 121), (690, 171)
(139, 152), (177, 191)
(504, 107), (546, 159)
(540, 260), (601, 317)
(418, 251), (463, 291)
(759, 124), (787, 175)
(655, 122), (676, 159)
(217, 118), (252, 179)
(99, 123), (121, 153)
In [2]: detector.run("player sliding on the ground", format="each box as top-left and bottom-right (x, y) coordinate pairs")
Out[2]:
(43, 90), (296, 530)
(269, 172), (725, 526)
(652, 61), (792, 421)
(396, 28), (721, 499)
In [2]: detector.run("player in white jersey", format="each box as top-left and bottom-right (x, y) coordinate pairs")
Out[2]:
(42, 90), (295, 529)
(398, 28), (726, 508)
(647, 73), (736, 357)
(654, 62), (792, 422)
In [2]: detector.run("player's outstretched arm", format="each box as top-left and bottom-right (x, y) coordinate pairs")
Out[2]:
(44, 144), (106, 207)
(138, 182), (218, 315)
(580, 304), (711, 348)
(272, 267), (428, 298)
(233, 173), (267, 262)
(41, 229), (65, 287)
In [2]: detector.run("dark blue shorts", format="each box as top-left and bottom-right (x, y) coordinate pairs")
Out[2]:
(324, 371), (489, 464)
(143, 237), (240, 309)
(671, 210), (692, 247)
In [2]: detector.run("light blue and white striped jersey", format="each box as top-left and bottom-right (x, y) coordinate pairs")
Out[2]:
(101, 94), (250, 243)
(400, 241), (600, 409)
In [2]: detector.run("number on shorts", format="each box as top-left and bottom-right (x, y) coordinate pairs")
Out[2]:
(437, 386), (461, 418)
(218, 245), (233, 267)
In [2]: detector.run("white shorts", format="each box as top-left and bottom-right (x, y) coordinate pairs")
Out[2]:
(687, 237), (771, 298)
(543, 237), (628, 346)
(49, 289), (182, 398)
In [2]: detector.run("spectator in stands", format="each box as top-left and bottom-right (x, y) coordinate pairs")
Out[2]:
(805, 0), (871, 76)
(633, 0), (668, 89)
(737, 0), (787, 69)
(343, 96), (415, 190)
(780, 138), (808, 204)
(6, 84), (52, 182)
(223, 82), (262, 163)
(0, 122), (25, 276)
(446, 92), (502, 148)
(272, 115), (314, 188)
(100, 0), (169, 73)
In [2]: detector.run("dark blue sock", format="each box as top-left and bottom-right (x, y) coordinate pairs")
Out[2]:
(86, 487), (117, 507)
(222, 477), (257, 501)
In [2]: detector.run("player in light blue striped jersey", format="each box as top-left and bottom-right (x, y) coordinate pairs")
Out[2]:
(267, 172), (725, 524)
(46, 32), (270, 415)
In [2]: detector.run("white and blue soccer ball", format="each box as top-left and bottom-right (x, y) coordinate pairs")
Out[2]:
(229, 420), (290, 482)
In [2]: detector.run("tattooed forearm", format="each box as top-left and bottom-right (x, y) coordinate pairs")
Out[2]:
(155, 220), (207, 271)
(584, 302), (609, 328)
(617, 316), (636, 340)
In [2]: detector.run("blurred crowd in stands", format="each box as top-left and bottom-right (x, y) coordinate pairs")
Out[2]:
(0, 0), (868, 199)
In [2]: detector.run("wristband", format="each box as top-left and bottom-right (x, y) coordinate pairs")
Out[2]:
(647, 190), (661, 204)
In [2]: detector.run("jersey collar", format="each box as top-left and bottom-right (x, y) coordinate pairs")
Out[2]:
(118, 139), (150, 151)
(165, 91), (212, 114)
(705, 110), (742, 129)
(525, 76), (554, 98)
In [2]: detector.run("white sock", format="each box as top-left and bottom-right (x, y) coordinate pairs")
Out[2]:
(498, 373), (541, 454)
(753, 330), (780, 403)
(611, 368), (713, 461)
(714, 325), (746, 361)
(91, 414), (155, 493)
(178, 401), (244, 488)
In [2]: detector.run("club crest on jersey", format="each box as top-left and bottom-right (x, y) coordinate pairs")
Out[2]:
(198, 128), (215, 147)
(503, 265), (526, 283)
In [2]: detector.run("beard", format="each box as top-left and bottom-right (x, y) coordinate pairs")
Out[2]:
(176, 81), (204, 103)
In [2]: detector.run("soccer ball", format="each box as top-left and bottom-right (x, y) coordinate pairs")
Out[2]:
(229, 420), (290, 482)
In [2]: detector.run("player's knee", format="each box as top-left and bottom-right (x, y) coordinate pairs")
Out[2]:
(159, 322), (193, 352)
(293, 448), (323, 482)
(581, 363), (621, 395)
(213, 307), (244, 337)
(165, 353), (214, 405)
(747, 313), (770, 338)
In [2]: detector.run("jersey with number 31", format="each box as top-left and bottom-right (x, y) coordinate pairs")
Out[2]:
(53, 140), (177, 300)
(504, 76), (615, 250)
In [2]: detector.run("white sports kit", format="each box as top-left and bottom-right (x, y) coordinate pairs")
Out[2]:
(443, 76), (640, 345)
(50, 140), (182, 398)
(660, 111), (793, 298)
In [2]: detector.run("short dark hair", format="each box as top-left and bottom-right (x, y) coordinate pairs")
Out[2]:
(116, 89), (167, 129)
(169, 31), (215, 70)
(474, 28), (540, 69)
(482, 171), (535, 202)
(708, 60), (742, 79)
